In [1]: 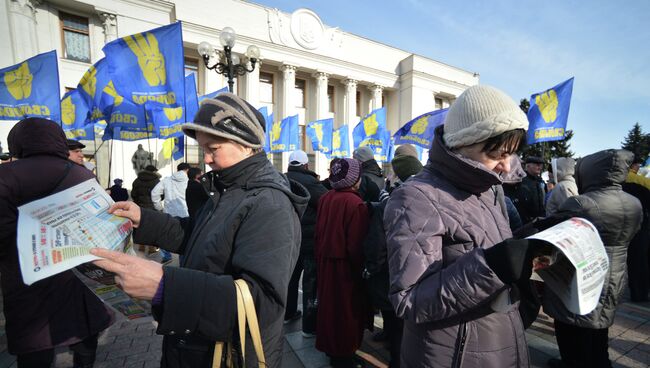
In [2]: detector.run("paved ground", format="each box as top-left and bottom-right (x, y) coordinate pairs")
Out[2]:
(1, 259), (649, 367)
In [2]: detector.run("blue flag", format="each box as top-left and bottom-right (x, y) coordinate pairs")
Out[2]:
(353, 107), (387, 153)
(148, 104), (184, 138)
(77, 59), (128, 122)
(103, 22), (185, 119)
(373, 130), (392, 163)
(527, 77), (574, 144)
(184, 74), (199, 122)
(269, 114), (299, 153)
(0, 50), (61, 122)
(306, 118), (333, 155)
(394, 108), (448, 148)
(61, 89), (94, 139)
(101, 100), (151, 141)
(331, 124), (350, 158)
(172, 135), (184, 160)
(199, 86), (229, 102)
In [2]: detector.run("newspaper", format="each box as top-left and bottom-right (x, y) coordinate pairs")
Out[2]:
(74, 263), (151, 320)
(17, 178), (132, 285)
(528, 217), (609, 315)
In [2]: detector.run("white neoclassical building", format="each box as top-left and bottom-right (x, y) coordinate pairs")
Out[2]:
(0, 0), (479, 188)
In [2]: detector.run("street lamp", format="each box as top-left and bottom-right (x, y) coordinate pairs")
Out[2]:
(198, 27), (261, 93)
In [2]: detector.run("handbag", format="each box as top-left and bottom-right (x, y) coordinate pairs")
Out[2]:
(212, 279), (266, 368)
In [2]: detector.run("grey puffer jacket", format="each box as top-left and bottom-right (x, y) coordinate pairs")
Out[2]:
(546, 157), (578, 216)
(384, 127), (528, 368)
(543, 149), (642, 329)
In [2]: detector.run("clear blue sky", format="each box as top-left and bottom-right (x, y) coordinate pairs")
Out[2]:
(254, 0), (650, 157)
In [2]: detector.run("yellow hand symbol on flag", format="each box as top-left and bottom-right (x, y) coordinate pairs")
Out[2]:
(61, 96), (76, 126)
(271, 120), (282, 142)
(535, 89), (558, 123)
(125, 32), (166, 86)
(314, 123), (323, 143)
(4, 62), (33, 100)
(80, 65), (97, 98)
(332, 130), (341, 149)
(364, 113), (379, 136)
(410, 116), (428, 134)
(163, 107), (183, 121)
(103, 81), (123, 106)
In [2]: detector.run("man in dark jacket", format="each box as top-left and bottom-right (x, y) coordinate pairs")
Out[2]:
(185, 167), (209, 219)
(91, 93), (308, 368)
(284, 150), (328, 336)
(544, 149), (642, 368)
(353, 146), (384, 202)
(0, 118), (114, 367)
(623, 172), (650, 302)
(131, 165), (160, 209)
(109, 178), (129, 202)
(66, 139), (86, 166)
(504, 156), (546, 224)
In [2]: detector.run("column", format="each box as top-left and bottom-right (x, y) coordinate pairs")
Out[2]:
(7, 0), (41, 63)
(243, 59), (260, 107)
(99, 13), (117, 42)
(96, 12), (118, 187)
(369, 84), (383, 111)
(342, 78), (357, 155)
(312, 71), (329, 120)
(278, 64), (296, 168)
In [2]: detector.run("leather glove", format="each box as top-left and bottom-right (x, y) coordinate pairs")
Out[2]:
(484, 238), (547, 285)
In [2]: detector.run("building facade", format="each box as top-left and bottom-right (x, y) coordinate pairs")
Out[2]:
(0, 0), (479, 187)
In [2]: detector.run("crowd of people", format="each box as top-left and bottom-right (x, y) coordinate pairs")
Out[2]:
(0, 87), (648, 368)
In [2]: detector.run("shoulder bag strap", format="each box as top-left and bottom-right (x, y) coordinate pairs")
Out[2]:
(235, 279), (266, 368)
(212, 279), (248, 368)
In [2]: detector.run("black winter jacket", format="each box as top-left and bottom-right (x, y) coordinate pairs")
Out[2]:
(359, 160), (384, 202)
(285, 166), (327, 255)
(133, 153), (309, 368)
(543, 149), (642, 328)
(504, 173), (546, 224)
(131, 170), (160, 209)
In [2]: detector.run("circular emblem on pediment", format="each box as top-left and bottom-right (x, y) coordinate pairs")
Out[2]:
(290, 8), (324, 50)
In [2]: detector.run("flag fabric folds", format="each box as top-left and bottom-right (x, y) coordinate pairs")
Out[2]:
(199, 86), (229, 103)
(162, 135), (184, 160)
(102, 22), (185, 121)
(269, 114), (299, 153)
(306, 118), (333, 155)
(184, 73), (199, 123)
(527, 77), (574, 144)
(0, 50), (61, 122)
(394, 108), (448, 148)
(331, 124), (350, 158)
(353, 107), (387, 155)
(61, 89), (94, 140)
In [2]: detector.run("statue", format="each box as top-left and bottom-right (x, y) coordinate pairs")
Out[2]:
(132, 144), (154, 174)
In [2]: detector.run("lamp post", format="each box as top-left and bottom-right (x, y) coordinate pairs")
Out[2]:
(198, 27), (261, 93)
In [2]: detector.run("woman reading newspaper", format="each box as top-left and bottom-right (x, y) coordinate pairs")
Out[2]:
(91, 93), (308, 368)
(0, 118), (114, 368)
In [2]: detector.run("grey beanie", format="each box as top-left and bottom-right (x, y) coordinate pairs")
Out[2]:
(443, 85), (528, 149)
(182, 92), (266, 149)
(353, 146), (375, 162)
(394, 144), (419, 159)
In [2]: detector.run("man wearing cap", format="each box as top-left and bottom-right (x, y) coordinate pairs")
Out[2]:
(284, 150), (327, 336)
(353, 146), (385, 202)
(504, 156), (547, 224)
(315, 158), (370, 367)
(109, 178), (129, 202)
(66, 139), (86, 166)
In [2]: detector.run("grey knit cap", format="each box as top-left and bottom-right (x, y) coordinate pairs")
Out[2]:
(394, 144), (419, 159)
(443, 85), (528, 149)
(353, 146), (374, 162)
(182, 93), (266, 149)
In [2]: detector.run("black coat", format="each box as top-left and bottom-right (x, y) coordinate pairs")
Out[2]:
(131, 170), (160, 209)
(185, 179), (210, 219)
(133, 153), (308, 368)
(0, 118), (113, 354)
(504, 173), (546, 224)
(362, 199), (392, 311)
(543, 149), (642, 328)
(285, 166), (327, 255)
(358, 160), (384, 202)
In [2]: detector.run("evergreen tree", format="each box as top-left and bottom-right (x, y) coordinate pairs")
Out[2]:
(621, 123), (649, 162)
(517, 98), (574, 163)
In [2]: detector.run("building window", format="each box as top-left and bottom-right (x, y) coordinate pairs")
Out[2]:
(327, 85), (335, 113)
(260, 72), (274, 104)
(356, 91), (361, 117)
(435, 97), (444, 110)
(295, 79), (306, 108)
(60, 12), (91, 63)
(184, 58), (199, 90)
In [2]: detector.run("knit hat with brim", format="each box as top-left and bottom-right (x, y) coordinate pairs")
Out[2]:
(329, 158), (361, 190)
(182, 93), (266, 149)
(443, 85), (528, 149)
(392, 155), (423, 182)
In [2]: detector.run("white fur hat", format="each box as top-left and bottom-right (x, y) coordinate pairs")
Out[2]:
(443, 85), (528, 148)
